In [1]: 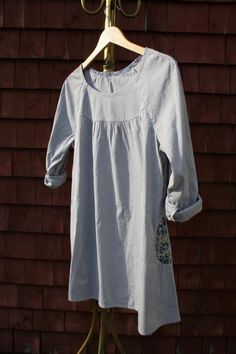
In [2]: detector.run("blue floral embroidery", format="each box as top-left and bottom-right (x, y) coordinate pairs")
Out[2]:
(155, 217), (172, 264)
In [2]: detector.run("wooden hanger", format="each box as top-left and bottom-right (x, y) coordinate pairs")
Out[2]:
(81, 25), (145, 70)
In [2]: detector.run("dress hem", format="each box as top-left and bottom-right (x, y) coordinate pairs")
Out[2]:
(68, 294), (181, 336)
(139, 315), (181, 336)
(68, 294), (138, 311)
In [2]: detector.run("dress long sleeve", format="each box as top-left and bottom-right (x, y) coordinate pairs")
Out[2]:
(44, 78), (75, 189)
(153, 60), (203, 222)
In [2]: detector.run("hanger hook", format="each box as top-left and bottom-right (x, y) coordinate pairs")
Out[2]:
(115, 2), (122, 12)
(103, 4), (110, 22)
(104, 1), (121, 24)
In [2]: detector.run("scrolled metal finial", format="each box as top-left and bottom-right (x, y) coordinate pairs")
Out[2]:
(117, 0), (142, 17)
(81, 0), (105, 15)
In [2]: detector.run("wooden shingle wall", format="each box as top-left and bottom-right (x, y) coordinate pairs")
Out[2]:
(0, 0), (236, 353)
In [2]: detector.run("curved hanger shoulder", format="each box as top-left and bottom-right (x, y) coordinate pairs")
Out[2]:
(81, 26), (145, 70)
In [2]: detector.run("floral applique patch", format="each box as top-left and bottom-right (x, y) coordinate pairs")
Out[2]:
(155, 216), (173, 264)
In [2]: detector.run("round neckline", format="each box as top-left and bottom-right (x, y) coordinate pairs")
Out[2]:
(79, 47), (150, 97)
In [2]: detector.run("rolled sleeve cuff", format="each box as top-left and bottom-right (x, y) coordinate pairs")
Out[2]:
(165, 194), (203, 222)
(44, 171), (67, 189)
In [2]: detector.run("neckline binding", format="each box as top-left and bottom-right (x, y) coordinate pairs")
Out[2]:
(79, 47), (150, 97)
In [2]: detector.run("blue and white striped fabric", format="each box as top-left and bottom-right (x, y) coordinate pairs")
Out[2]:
(44, 47), (203, 335)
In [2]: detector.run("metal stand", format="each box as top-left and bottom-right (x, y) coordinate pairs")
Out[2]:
(76, 1), (142, 353)
(76, 299), (126, 354)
